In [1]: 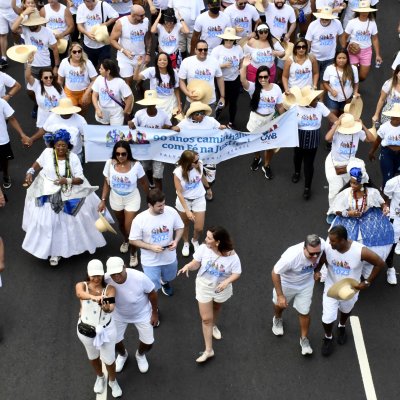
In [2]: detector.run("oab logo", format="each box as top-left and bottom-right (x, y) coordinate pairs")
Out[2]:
(260, 124), (278, 142)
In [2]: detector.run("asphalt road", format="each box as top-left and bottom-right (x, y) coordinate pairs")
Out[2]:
(1, 5), (400, 400)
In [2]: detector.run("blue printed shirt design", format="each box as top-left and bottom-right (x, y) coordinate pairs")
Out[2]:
(184, 176), (201, 191)
(331, 259), (351, 276)
(160, 34), (177, 49)
(386, 134), (400, 146)
(130, 29), (145, 42)
(151, 226), (170, 243)
(111, 174), (132, 195)
(300, 263), (316, 274)
(233, 16), (250, 31)
(298, 113), (320, 128)
(295, 67), (311, 81)
(273, 16), (286, 29)
(207, 25), (223, 38)
(222, 55), (240, 68)
(355, 29), (371, 42)
(100, 88), (113, 102)
(44, 94), (59, 110)
(259, 95), (277, 112)
(47, 17), (65, 31)
(318, 33), (335, 46)
(85, 14), (101, 27)
(68, 70), (85, 84)
(156, 81), (174, 97)
(339, 140), (356, 155)
(30, 37), (45, 51)
(255, 49), (273, 64)
(194, 68), (212, 81)
(205, 259), (226, 278)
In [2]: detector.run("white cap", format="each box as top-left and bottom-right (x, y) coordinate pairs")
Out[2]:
(87, 259), (104, 276)
(106, 257), (124, 275)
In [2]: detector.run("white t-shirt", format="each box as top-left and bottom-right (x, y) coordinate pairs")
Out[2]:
(297, 103), (330, 130)
(224, 4), (259, 38)
(103, 160), (145, 196)
(378, 121), (400, 147)
(323, 64), (359, 102)
(392, 51), (400, 71)
(345, 18), (378, 49)
(179, 55), (223, 104)
(211, 44), (243, 81)
(104, 269), (154, 323)
(173, 161), (206, 199)
(315, 0), (345, 16)
(194, 244), (241, 286)
(0, 99), (14, 145)
(274, 240), (326, 290)
(265, 4), (296, 39)
(246, 82), (283, 115)
(243, 42), (284, 69)
(58, 58), (98, 92)
(288, 57), (313, 88)
(129, 206), (184, 267)
(69, 0), (84, 15)
(331, 130), (366, 164)
(306, 19), (343, 61)
(157, 23), (182, 54)
(44, 3), (70, 40)
(109, 0), (131, 15)
(141, 67), (179, 97)
(76, 1), (118, 49)
(383, 176), (400, 219)
(193, 12), (231, 52)
(0, 72), (16, 98)
(382, 79), (400, 105)
(22, 26), (57, 67)
(178, 116), (220, 130)
(133, 108), (172, 129)
(92, 76), (132, 108)
(168, 0), (204, 31)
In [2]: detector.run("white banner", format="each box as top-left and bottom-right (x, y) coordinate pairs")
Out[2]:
(84, 107), (299, 164)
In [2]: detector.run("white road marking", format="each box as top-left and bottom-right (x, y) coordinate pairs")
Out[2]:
(350, 316), (377, 400)
(96, 362), (108, 400)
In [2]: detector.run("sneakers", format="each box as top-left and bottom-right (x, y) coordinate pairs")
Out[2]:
(321, 337), (334, 357)
(0, 59), (8, 69)
(272, 316), (284, 336)
(129, 252), (138, 268)
(303, 188), (311, 200)
(337, 326), (347, 345)
(387, 267), (397, 285)
(135, 350), (149, 373)
(291, 172), (300, 183)
(395, 243), (400, 255)
(196, 349), (214, 363)
(262, 165), (273, 180)
(115, 351), (128, 373)
(326, 214), (336, 224)
(250, 157), (262, 171)
(2, 176), (11, 189)
(300, 337), (313, 355)
(212, 325), (222, 340)
(191, 238), (200, 252)
(161, 281), (174, 296)
(182, 242), (190, 257)
(120, 242), (129, 253)
(108, 379), (122, 398)
(93, 375), (106, 394)
(49, 256), (61, 266)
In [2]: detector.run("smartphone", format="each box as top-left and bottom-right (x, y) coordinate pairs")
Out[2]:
(162, 245), (171, 250)
(102, 297), (115, 304)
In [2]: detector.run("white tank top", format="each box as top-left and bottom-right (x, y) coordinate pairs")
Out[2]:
(80, 282), (112, 327)
(244, 44), (275, 69)
(288, 56), (313, 88)
(117, 16), (149, 62)
(44, 3), (70, 40)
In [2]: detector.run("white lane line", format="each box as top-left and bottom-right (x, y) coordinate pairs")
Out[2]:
(96, 362), (108, 400)
(350, 316), (377, 400)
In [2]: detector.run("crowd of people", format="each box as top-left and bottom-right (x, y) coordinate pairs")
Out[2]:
(0, 0), (399, 397)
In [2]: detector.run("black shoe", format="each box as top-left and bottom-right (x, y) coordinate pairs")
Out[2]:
(0, 59), (8, 69)
(321, 337), (334, 357)
(250, 157), (262, 171)
(303, 188), (311, 200)
(262, 165), (273, 180)
(161, 281), (174, 296)
(325, 141), (332, 151)
(2, 176), (11, 189)
(292, 172), (300, 183)
(337, 326), (347, 345)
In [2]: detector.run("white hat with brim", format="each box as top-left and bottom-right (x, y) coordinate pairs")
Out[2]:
(254, 0), (265, 12)
(217, 27), (241, 41)
(186, 101), (212, 118)
(187, 80), (213, 105)
(95, 212), (117, 234)
(7, 45), (37, 63)
(282, 86), (303, 109)
(87, 259), (104, 276)
(313, 6), (338, 19)
(91, 25), (110, 45)
(327, 278), (360, 300)
(352, 0), (377, 12)
(21, 10), (47, 26)
(336, 113), (363, 135)
(137, 89), (163, 106)
(106, 257), (124, 275)
(281, 41), (294, 61)
(382, 103), (400, 118)
(344, 96), (363, 120)
(51, 98), (81, 115)
(295, 86), (324, 107)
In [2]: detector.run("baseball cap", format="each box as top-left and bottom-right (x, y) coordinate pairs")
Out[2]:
(87, 259), (104, 276)
(106, 257), (124, 275)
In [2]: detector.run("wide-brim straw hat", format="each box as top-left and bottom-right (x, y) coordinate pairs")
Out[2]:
(254, 0), (265, 12)
(217, 27), (241, 41)
(313, 6), (338, 19)
(186, 101), (212, 118)
(368, 122), (377, 138)
(137, 89), (163, 106)
(382, 103), (400, 118)
(51, 98), (81, 114)
(187, 80), (213, 105)
(52, 31), (68, 54)
(352, 0), (377, 12)
(91, 25), (110, 45)
(21, 10), (47, 26)
(327, 278), (360, 300)
(337, 113), (363, 135)
(282, 86), (303, 109)
(344, 96), (363, 120)
(172, 107), (185, 121)
(7, 45), (37, 63)
(95, 212), (117, 234)
(281, 41), (294, 61)
(295, 86), (324, 107)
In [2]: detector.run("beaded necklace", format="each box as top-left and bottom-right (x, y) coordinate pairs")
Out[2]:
(350, 188), (367, 213)
(53, 149), (72, 195)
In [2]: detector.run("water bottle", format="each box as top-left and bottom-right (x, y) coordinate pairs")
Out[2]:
(375, 60), (382, 68)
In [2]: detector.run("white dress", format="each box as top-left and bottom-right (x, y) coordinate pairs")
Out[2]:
(22, 148), (106, 259)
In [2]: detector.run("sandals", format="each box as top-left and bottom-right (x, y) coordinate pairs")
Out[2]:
(205, 188), (213, 201)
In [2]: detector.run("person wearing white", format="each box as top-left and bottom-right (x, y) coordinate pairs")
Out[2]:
(224, 1), (261, 39)
(0, 0), (19, 68)
(272, 235), (325, 355)
(108, 0), (132, 17)
(342, 0), (379, 29)
(264, 0), (297, 42)
(315, 0), (346, 17)
(0, 72), (21, 101)
(392, 51), (400, 71)
(384, 175), (400, 260)
(104, 257), (159, 374)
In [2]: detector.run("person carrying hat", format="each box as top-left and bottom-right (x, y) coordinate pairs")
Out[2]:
(75, 259), (122, 397)
(315, 224), (385, 357)
(342, 0), (379, 29)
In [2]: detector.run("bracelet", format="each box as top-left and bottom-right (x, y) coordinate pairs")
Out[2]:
(341, 210), (349, 217)
(101, 198), (106, 201)
(26, 167), (35, 175)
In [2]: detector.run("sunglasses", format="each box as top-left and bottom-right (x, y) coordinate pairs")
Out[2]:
(258, 75), (269, 80)
(296, 45), (307, 49)
(116, 152), (127, 156)
(43, 76), (54, 80)
(72, 49), (82, 54)
(306, 248), (321, 257)
(258, 29), (269, 34)
(192, 111), (205, 116)
(237, 2), (246, 5)
(197, 48), (208, 52)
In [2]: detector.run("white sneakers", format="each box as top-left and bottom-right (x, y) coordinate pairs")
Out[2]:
(212, 325), (222, 340)
(135, 350), (149, 373)
(115, 351), (128, 373)
(272, 317), (284, 336)
(120, 242), (129, 253)
(109, 379), (122, 398)
(395, 243), (400, 255)
(129, 252), (138, 267)
(196, 349), (214, 363)
(300, 337), (313, 355)
(93, 375), (106, 394)
(387, 267), (397, 285)
(182, 242), (190, 257)
(191, 238), (200, 252)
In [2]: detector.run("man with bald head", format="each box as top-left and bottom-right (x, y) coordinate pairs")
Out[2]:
(110, 4), (152, 86)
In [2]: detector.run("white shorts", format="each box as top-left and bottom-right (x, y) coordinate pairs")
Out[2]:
(77, 320), (117, 365)
(0, 9), (18, 35)
(195, 276), (233, 303)
(114, 317), (154, 345)
(322, 289), (359, 324)
(362, 244), (392, 278)
(175, 196), (206, 213)
(141, 160), (164, 179)
(96, 106), (124, 126)
(272, 283), (314, 315)
(110, 188), (141, 212)
(118, 56), (141, 78)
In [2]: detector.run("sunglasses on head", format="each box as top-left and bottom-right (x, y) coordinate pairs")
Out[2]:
(258, 29), (269, 34)
(197, 48), (208, 52)
(72, 49), (82, 54)
(296, 45), (307, 49)
(116, 152), (127, 156)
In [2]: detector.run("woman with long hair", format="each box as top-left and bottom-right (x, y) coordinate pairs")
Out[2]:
(323, 49), (359, 118)
(173, 150), (208, 257)
(99, 140), (149, 267)
(178, 226), (241, 363)
(58, 42), (98, 115)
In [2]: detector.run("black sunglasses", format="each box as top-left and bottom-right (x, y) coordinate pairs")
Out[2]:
(258, 29), (269, 34)
(296, 45), (307, 49)
(192, 111), (205, 116)
(197, 48), (208, 52)
(258, 75), (269, 80)
(116, 152), (127, 156)
(43, 76), (54, 80)
(72, 49), (82, 54)
(305, 248), (321, 257)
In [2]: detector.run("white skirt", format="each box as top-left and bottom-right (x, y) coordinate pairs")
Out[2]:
(22, 192), (106, 259)
(157, 95), (178, 118)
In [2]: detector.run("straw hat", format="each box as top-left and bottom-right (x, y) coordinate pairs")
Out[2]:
(382, 103), (400, 118)
(7, 45), (37, 63)
(254, 0), (265, 12)
(186, 101), (212, 118)
(51, 98), (81, 115)
(336, 113), (362, 135)
(281, 41), (294, 61)
(95, 212), (117, 234)
(294, 86), (323, 107)
(21, 10), (47, 26)
(53, 30), (68, 54)
(91, 24), (110, 45)
(352, 0), (377, 12)
(137, 90), (163, 106)
(282, 86), (303, 109)
(327, 278), (359, 300)
(172, 107), (185, 121)
(187, 80), (213, 105)
(368, 119), (378, 138)
(343, 96), (363, 120)
(87, 259), (104, 276)
(313, 6), (338, 19)
(217, 27), (241, 41)
(106, 257), (124, 275)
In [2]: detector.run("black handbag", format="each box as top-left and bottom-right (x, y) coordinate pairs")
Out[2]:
(78, 321), (96, 338)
